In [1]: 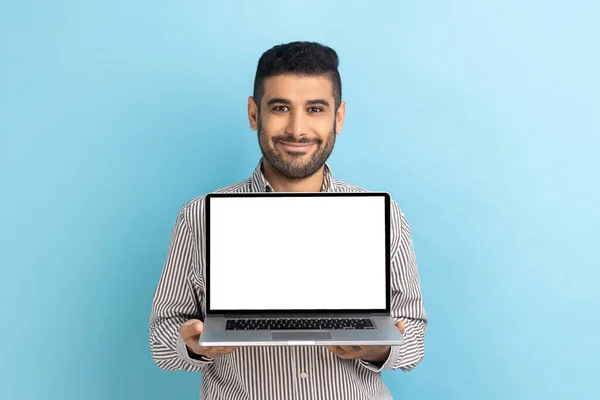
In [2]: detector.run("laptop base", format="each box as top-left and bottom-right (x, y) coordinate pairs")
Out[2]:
(198, 316), (404, 347)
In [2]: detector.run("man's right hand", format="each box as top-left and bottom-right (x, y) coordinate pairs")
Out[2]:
(179, 319), (239, 359)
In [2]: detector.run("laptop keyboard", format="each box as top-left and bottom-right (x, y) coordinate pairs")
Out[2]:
(225, 318), (375, 331)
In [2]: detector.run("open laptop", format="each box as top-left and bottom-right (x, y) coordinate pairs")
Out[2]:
(198, 192), (404, 347)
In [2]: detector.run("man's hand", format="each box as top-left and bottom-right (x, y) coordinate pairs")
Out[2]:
(325, 321), (405, 363)
(179, 319), (239, 359)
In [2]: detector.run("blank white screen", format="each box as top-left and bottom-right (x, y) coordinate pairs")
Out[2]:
(209, 195), (387, 310)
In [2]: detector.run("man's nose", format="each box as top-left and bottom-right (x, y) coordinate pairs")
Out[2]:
(286, 110), (308, 138)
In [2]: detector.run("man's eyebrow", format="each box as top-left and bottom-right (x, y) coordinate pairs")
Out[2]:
(306, 99), (330, 107)
(266, 97), (292, 106)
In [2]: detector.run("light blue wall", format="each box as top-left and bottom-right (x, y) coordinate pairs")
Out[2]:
(1, 1), (598, 399)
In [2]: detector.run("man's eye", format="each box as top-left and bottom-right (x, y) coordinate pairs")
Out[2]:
(273, 106), (289, 112)
(308, 107), (324, 113)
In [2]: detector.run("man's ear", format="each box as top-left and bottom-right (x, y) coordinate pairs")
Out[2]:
(335, 101), (346, 134)
(248, 96), (259, 131)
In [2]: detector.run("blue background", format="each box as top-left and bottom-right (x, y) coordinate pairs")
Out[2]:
(1, 1), (599, 399)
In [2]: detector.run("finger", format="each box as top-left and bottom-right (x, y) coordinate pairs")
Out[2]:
(197, 346), (216, 358)
(325, 346), (345, 356)
(180, 319), (204, 341)
(181, 320), (205, 355)
(395, 321), (406, 334)
(326, 346), (360, 360)
(189, 342), (209, 356)
(219, 347), (239, 355)
(216, 347), (234, 353)
(198, 346), (239, 358)
(338, 346), (363, 359)
(340, 346), (361, 353)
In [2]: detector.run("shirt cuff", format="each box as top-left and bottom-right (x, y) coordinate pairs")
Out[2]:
(359, 345), (401, 372)
(176, 335), (215, 367)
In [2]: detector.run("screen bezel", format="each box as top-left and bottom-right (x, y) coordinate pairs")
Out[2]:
(204, 192), (391, 316)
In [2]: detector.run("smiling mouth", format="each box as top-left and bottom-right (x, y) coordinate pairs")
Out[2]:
(278, 141), (317, 152)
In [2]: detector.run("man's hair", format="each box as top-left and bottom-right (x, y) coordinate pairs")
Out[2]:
(253, 41), (342, 111)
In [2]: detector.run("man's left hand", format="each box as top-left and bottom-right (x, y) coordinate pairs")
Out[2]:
(325, 321), (405, 363)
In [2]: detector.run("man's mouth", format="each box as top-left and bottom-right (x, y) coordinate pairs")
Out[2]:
(278, 140), (317, 152)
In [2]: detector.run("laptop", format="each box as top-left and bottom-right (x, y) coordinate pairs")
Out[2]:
(198, 191), (404, 347)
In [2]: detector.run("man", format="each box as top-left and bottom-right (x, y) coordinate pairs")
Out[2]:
(150, 41), (427, 399)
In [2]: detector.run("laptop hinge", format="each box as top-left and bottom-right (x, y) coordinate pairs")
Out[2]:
(206, 312), (390, 318)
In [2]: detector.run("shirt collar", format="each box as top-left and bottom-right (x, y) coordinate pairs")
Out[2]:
(250, 158), (335, 193)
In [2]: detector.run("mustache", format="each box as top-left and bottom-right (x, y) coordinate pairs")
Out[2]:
(272, 135), (322, 145)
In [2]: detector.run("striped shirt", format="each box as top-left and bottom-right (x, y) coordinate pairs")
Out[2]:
(149, 159), (427, 399)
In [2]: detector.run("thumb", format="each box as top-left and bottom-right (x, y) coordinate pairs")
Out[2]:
(180, 319), (204, 341)
(395, 321), (406, 334)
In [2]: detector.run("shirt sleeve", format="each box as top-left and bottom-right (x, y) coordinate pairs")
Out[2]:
(149, 207), (213, 371)
(359, 202), (428, 372)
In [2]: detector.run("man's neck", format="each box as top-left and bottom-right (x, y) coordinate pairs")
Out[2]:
(261, 160), (325, 192)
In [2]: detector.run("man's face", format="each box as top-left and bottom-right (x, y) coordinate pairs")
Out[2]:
(249, 74), (346, 180)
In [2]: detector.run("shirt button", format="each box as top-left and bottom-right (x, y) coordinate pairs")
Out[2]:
(300, 372), (307, 379)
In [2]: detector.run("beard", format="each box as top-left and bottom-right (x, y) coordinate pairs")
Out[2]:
(257, 117), (336, 180)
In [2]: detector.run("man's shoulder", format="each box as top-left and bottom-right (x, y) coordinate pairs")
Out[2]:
(332, 178), (371, 193)
(178, 179), (253, 218)
(333, 178), (404, 213)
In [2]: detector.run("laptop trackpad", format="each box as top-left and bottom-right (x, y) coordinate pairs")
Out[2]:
(272, 332), (331, 340)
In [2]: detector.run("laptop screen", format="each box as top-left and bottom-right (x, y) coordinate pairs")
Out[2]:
(206, 193), (390, 314)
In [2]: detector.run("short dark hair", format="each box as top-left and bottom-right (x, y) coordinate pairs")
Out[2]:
(253, 41), (342, 110)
